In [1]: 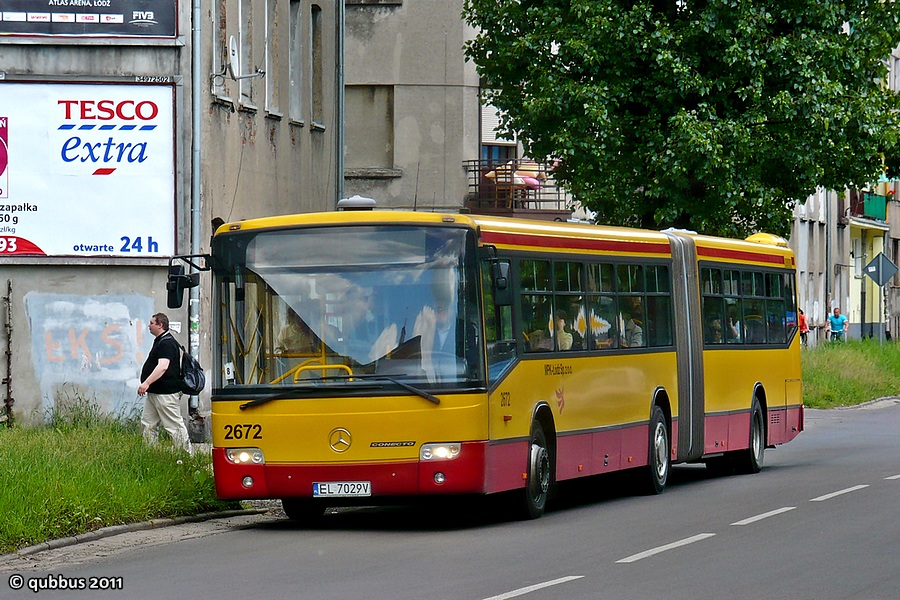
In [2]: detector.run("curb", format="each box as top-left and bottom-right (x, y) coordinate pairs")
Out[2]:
(5, 508), (268, 559)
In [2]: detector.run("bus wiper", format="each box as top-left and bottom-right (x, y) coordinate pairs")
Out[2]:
(325, 374), (440, 405)
(238, 389), (322, 410)
(239, 385), (382, 410)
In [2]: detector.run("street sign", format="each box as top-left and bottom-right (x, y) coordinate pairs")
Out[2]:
(865, 252), (899, 287)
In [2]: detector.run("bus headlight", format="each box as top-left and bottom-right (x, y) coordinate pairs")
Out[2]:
(225, 447), (265, 465)
(420, 443), (461, 461)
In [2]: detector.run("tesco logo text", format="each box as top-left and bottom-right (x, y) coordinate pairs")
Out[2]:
(58, 100), (160, 121)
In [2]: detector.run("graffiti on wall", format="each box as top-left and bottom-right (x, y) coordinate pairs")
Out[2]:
(25, 292), (156, 417)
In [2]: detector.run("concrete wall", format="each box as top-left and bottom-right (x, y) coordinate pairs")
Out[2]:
(790, 187), (898, 346)
(343, 0), (480, 210)
(0, 0), (340, 426)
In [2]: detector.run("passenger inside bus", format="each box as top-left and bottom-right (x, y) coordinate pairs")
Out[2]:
(416, 268), (468, 382)
(621, 297), (645, 348)
(555, 310), (574, 351)
(275, 307), (320, 356)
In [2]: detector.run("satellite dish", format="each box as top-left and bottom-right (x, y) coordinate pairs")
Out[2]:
(228, 35), (240, 79)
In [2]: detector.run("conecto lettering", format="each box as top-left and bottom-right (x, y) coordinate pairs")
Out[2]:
(58, 99), (159, 121)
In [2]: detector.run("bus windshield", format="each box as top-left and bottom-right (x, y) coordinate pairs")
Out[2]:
(212, 224), (484, 391)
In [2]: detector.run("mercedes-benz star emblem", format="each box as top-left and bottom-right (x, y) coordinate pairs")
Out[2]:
(329, 428), (352, 453)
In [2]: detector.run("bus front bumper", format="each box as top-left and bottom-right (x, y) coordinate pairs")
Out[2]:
(212, 442), (489, 500)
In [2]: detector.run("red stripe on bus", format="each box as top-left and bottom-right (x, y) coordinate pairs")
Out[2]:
(697, 246), (786, 265)
(92, 168), (116, 175)
(480, 231), (671, 255)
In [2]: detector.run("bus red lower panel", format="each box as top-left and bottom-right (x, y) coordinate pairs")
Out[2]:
(555, 424), (650, 481)
(213, 442), (488, 500)
(704, 404), (804, 455)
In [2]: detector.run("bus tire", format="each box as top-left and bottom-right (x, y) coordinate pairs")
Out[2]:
(736, 401), (765, 474)
(520, 421), (551, 519)
(281, 498), (326, 524)
(640, 405), (670, 495)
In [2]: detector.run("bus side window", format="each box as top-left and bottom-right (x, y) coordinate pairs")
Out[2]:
(645, 264), (672, 347)
(482, 258), (515, 382)
(703, 297), (724, 345)
(523, 294), (552, 352)
(646, 295), (673, 347)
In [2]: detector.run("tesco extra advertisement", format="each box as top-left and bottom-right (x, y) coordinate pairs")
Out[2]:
(0, 82), (175, 257)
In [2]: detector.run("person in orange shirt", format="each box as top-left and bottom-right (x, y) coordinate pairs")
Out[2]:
(798, 309), (809, 346)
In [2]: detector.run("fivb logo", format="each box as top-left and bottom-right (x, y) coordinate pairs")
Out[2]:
(130, 11), (158, 26)
(0, 117), (8, 198)
(57, 99), (159, 176)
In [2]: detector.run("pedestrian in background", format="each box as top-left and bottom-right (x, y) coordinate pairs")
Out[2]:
(798, 309), (809, 346)
(138, 312), (190, 452)
(827, 307), (849, 343)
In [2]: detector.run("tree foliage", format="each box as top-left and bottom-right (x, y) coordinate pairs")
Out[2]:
(463, 0), (900, 237)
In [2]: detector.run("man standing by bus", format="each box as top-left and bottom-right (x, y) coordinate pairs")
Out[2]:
(828, 307), (849, 343)
(138, 312), (190, 452)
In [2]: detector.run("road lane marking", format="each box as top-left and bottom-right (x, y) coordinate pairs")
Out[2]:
(731, 506), (796, 526)
(481, 576), (584, 600)
(810, 484), (869, 502)
(616, 533), (716, 564)
(885, 474), (900, 480)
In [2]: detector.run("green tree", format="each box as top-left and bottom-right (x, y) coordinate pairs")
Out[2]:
(464, 0), (900, 237)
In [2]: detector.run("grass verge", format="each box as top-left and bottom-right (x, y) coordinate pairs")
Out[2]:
(0, 399), (238, 555)
(802, 338), (900, 408)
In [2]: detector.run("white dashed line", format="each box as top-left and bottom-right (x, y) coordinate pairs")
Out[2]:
(885, 474), (900, 480)
(810, 484), (869, 502)
(731, 506), (797, 526)
(616, 533), (716, 564)
(481, 576), (585, 600)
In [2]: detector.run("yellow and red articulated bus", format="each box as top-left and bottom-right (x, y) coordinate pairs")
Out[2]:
(168, 211), (802, 522)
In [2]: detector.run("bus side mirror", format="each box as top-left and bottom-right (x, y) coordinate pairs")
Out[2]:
(167, 265), (200, 309)
(492, 261), (511, 306)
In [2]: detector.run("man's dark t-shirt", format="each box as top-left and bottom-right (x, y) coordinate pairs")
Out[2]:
(141, 331), (182, 394)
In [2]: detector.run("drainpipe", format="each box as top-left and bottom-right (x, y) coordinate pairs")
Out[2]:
(335, 0), (345, 205)
(189, 0), (203, 413)
(861, 228), (867, 339)
(826, 190), (832, 342)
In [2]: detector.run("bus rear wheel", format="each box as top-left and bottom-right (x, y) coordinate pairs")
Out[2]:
(640, 406), (670, 494)
(519, 422), (551, 519)
(281, 498), (326, 525)
(735, 401), (765, 474)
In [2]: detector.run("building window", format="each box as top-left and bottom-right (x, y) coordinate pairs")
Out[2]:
(265, 0), (279, 113)
(212, 0), (228, 97)
(481, 144), (516, 164)
(311, 4), (324, 126)
(239, 0), (254, 105)
(289, 0), (303, 122)
(345, 85), (394, 169)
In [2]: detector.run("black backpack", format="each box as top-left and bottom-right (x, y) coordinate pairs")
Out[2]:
(177, 343), (206, 396)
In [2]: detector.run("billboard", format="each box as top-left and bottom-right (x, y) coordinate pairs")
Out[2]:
(0, 1), (177, 38)
(0, 82), (176, 257)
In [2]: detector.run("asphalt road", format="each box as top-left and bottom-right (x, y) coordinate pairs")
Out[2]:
(4, 399), (899, 600)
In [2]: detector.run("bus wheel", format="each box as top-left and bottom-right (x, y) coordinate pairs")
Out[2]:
(281, 498), (326, 524)
(736, 401), (765, 474)
(520, 422), (551, 519)
(641, 406), (670, 494)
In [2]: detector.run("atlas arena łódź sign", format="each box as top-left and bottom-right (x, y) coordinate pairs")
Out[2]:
(0, 0), (176, 38)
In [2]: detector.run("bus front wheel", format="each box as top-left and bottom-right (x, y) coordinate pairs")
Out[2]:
(519, 422), (551, 519)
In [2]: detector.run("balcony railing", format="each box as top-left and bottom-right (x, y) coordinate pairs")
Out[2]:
(846, 189), (888, 222)
(462, 159), (576, 220)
